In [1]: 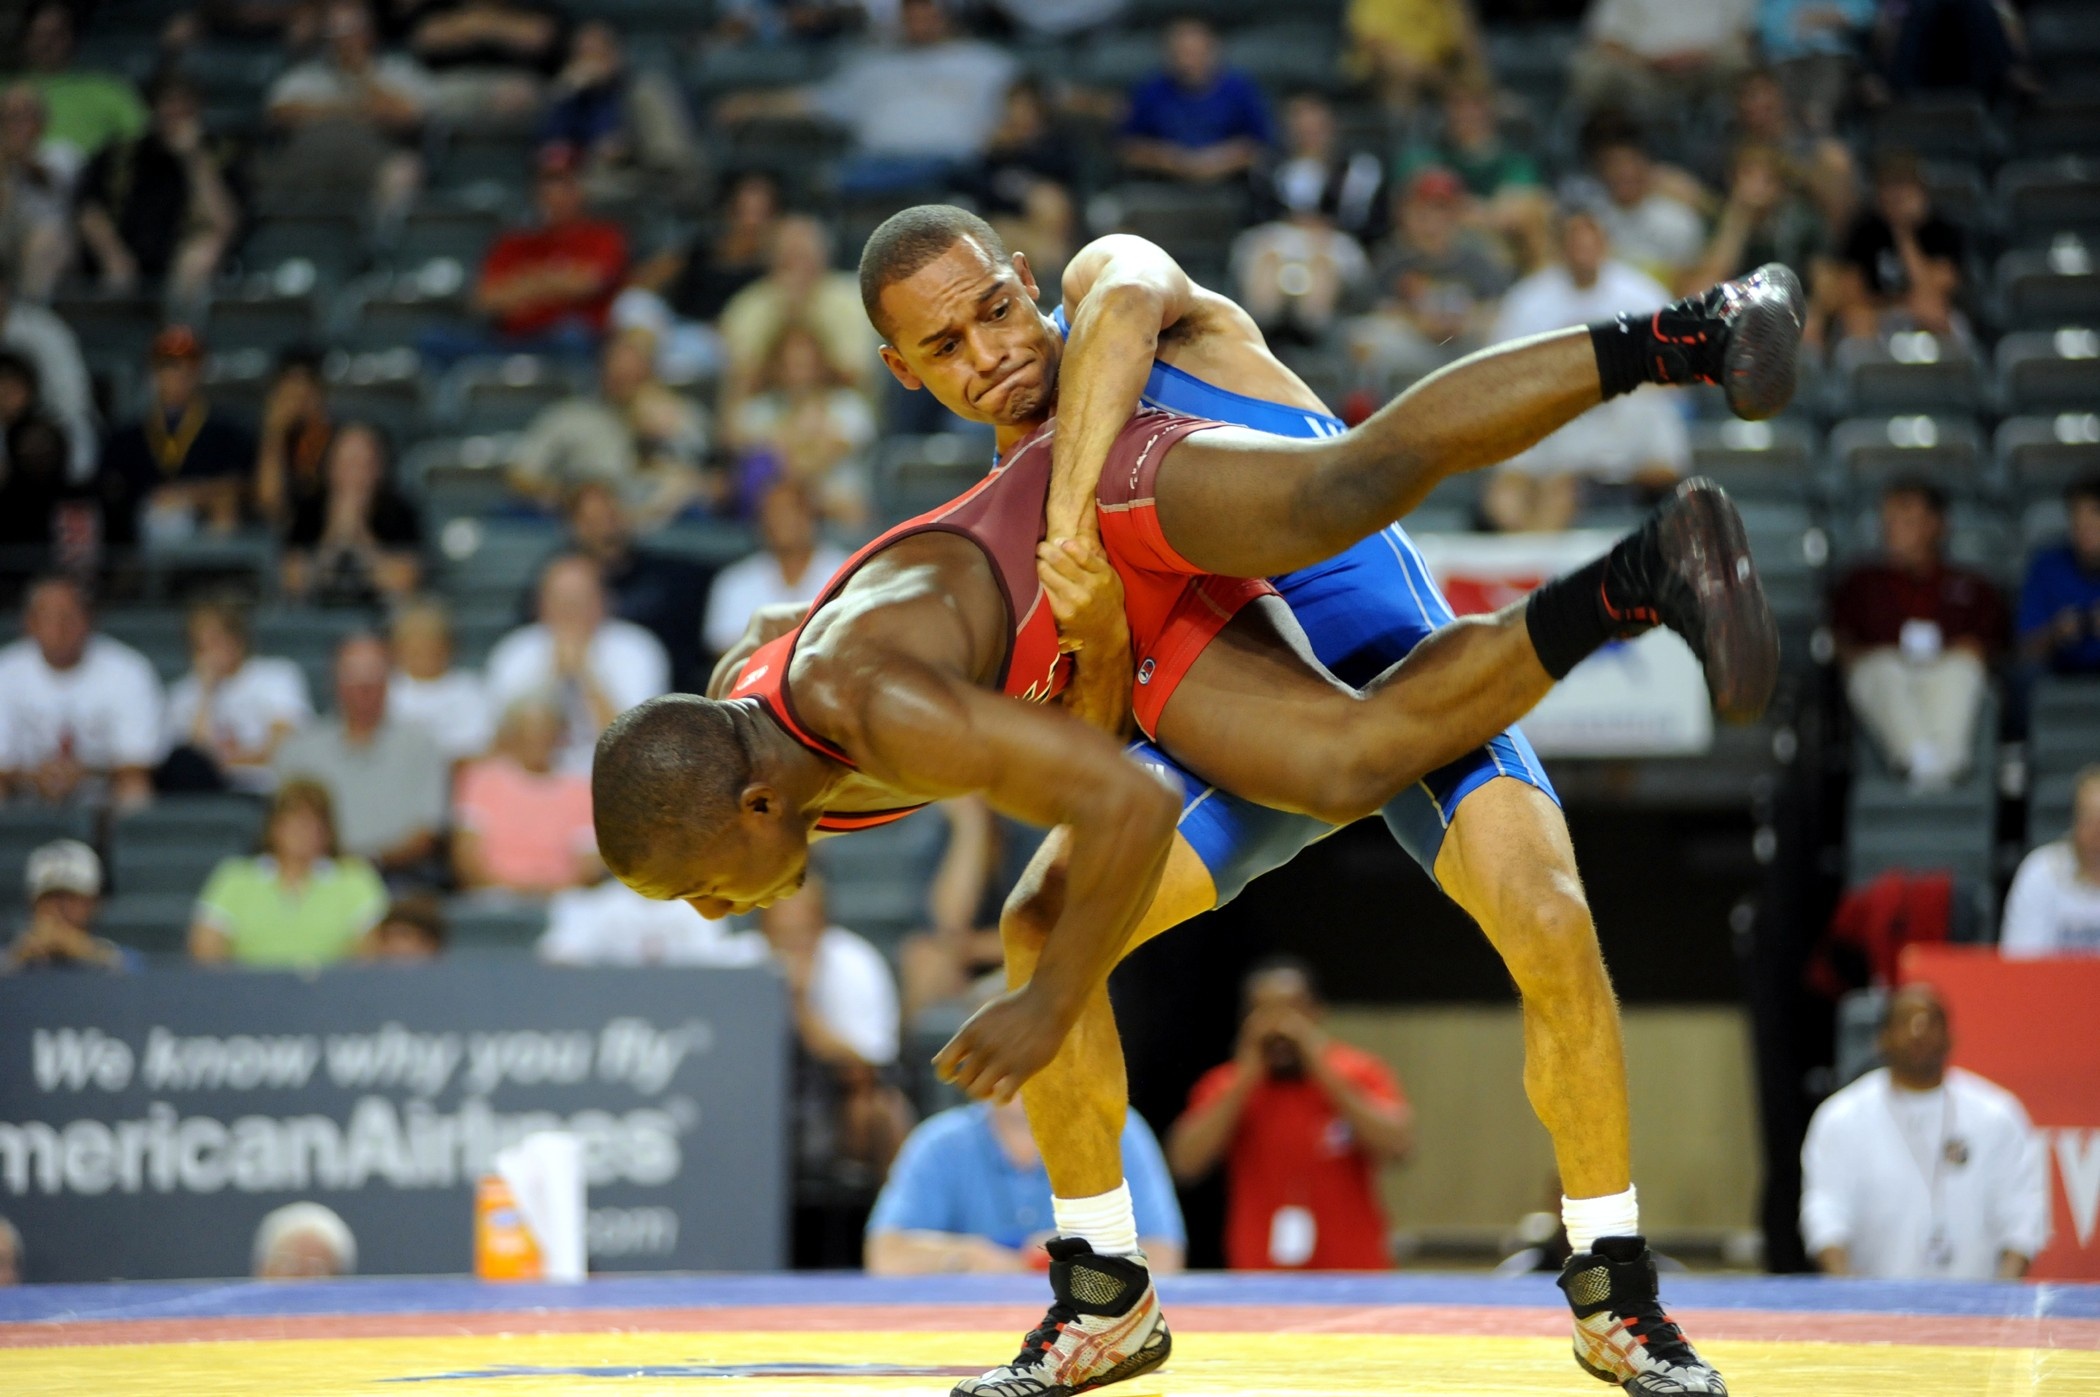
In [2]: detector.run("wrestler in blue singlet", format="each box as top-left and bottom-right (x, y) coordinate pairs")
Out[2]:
(1051, 307), (1558, 903)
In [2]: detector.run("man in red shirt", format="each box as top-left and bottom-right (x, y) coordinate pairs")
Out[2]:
(1832, 477), (2008, 790)
(471, 144), (628, 349)
(1167, 958), (1413, 1270)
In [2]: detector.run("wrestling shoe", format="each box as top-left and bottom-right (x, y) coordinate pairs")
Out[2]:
(1642, 263), (1805, 421)
(1602, 478), (1779, 723)
(951, 1239), (1171, 1397)
(1558, 1235), (1728, 1396)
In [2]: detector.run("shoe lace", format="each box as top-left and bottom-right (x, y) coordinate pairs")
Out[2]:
(1618, 1298), (1698, 1363)
(1007, 1300), (1080, 1371)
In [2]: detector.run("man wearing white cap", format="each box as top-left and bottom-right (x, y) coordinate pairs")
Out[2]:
(3, 838), (137, 973)
(252, 1201), (358, 1279)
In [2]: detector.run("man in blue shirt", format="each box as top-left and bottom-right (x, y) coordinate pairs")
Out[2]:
(865, 1099), (1186, 1274)
(1121, 17), (1273, 184)
(2020, 475), (2100, 675)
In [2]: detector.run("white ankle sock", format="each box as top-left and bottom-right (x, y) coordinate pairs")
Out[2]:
(1053, 1182), (1139, 1258)
(1562, 1186), (1640, 1255)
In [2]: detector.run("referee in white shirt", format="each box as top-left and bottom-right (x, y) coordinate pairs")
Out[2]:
(1801, 983), (2051, 1279)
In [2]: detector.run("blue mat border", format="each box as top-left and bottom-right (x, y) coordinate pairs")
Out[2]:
(1, 1271), (2093, 1326)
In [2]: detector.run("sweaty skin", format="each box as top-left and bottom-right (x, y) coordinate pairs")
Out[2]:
(681, 530), (1179, 1105)
(880, 232), (1633, 1208)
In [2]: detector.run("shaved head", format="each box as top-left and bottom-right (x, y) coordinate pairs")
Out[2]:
(593, 695), (752, 881)
(859, 204), (1009, 340)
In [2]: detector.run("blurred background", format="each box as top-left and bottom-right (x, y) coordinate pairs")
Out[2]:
(0, 0), (2094, 1288)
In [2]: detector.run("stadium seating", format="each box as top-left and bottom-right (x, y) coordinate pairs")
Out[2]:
(1997, 412), (2100, 502)
(1828, 414), (1990, 503)
(1844, 692), (1999, 890)
(1994, 327), (2100, 415)
(1828, 334), (1986, 418)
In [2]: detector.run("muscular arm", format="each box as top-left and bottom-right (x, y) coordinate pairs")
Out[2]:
(828, 650), (1177, 1100)
(1045, 236), (1196, 543)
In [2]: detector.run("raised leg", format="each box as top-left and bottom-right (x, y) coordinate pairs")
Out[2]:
(1152, 329), (1603, 578)
(1432, 778), (1630, 1199)
(1154, 595), (1553, 827)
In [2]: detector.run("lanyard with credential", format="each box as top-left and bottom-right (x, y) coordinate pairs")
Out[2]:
(1887, 1081), (1959, 1270)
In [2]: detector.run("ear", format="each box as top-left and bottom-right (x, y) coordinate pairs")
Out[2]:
(1011, 250), (1040, 302)
(739, 783), (779, 818)
(878, 344), (922, 392)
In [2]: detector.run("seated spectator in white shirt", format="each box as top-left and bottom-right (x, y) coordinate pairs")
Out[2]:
(714, 0), (1016, 195)
(386, 598), (494, 763)
(538, 876), (769, 966)
(1800, 983), (2050, 1279)
(1574, 119), (1707, 290)
(160, 597), (312, 793)
(762, 878), (915, 1179)
(0, 575), (162, 808)
(2001, 765), (2100, 958)
(487, 554), (669, 773)
(272, 634), (448, 877)
(1569, 0), (1753, 125)
(451, 692), (599, 896)
(701, 481), (847, 658)
(1482, 209), (1686, 531)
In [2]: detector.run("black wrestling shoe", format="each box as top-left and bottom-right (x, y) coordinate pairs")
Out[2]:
(1559, 1235), (1728, 1395)
(951, 1240), (1171, 1397)
(1644, 263), (1805, 421)
(1602, 479), (1779, 723)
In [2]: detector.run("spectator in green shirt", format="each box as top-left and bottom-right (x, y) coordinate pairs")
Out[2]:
(9, 3), (147, 179)
(189, 777), (388, 968)
(1394, 82), (1551, 272)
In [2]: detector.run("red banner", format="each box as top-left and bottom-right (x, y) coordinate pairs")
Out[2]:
(1899, 946), (2100, 1280)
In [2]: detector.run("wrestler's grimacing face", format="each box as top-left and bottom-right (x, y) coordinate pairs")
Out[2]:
(878, 239), (1062, 430)
(624, 811), (809, 922)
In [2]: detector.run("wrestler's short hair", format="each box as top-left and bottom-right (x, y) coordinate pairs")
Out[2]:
(592, 695), (753, 880)
(858, 203), (1009, 340)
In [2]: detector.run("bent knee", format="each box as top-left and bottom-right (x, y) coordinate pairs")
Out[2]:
(1494, 889), (1604, 992)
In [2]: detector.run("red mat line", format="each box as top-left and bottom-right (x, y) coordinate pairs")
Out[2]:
(4, 1303), (2097, 1352)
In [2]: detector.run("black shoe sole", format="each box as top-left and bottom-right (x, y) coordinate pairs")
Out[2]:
(1658, 479), (1779, 723)
(1721, 264), (1804, 421)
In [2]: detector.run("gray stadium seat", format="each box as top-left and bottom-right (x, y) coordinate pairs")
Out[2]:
(97, 608), (191, 681)
(1845, 692), (1999, 889)
(2017, 96), (2100, 161)
(1997, 413), (2100, 502)
(1997, 159), (2100, 245)
(97, 893), (201, 957)
(1829, 334), (1985, 417)
(443, 898), (548, 950)
(1075, 30), (1164, 90)
(2031, 676), (2100, 774)
(1224, 24), (1341, 90)
(388, 203), (507, 271)
(111, 795), (266, 853)
(327, 352), (431, 442)
(2030, 770), (2082, 846)
(207, 276), (324, 353)
(1996, 244), (2100, 329)
(1869, 95), (1999, 164)
(1829, 414), (1989, 502)
(1834, 987), (1889, 1087)
(435, 517), (562, 607)
(50, 292), (162, 366)
(238, 212), (364, 287)
(1687, 417), (1821, 503)
(1995, 327), (2100, 414)
(440, 357), (578, 435)
(108, 843), (247, 897)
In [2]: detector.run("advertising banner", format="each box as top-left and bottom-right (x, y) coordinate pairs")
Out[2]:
(1901, 945), (2100, 1280)
(0, 961), (788, 1281)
